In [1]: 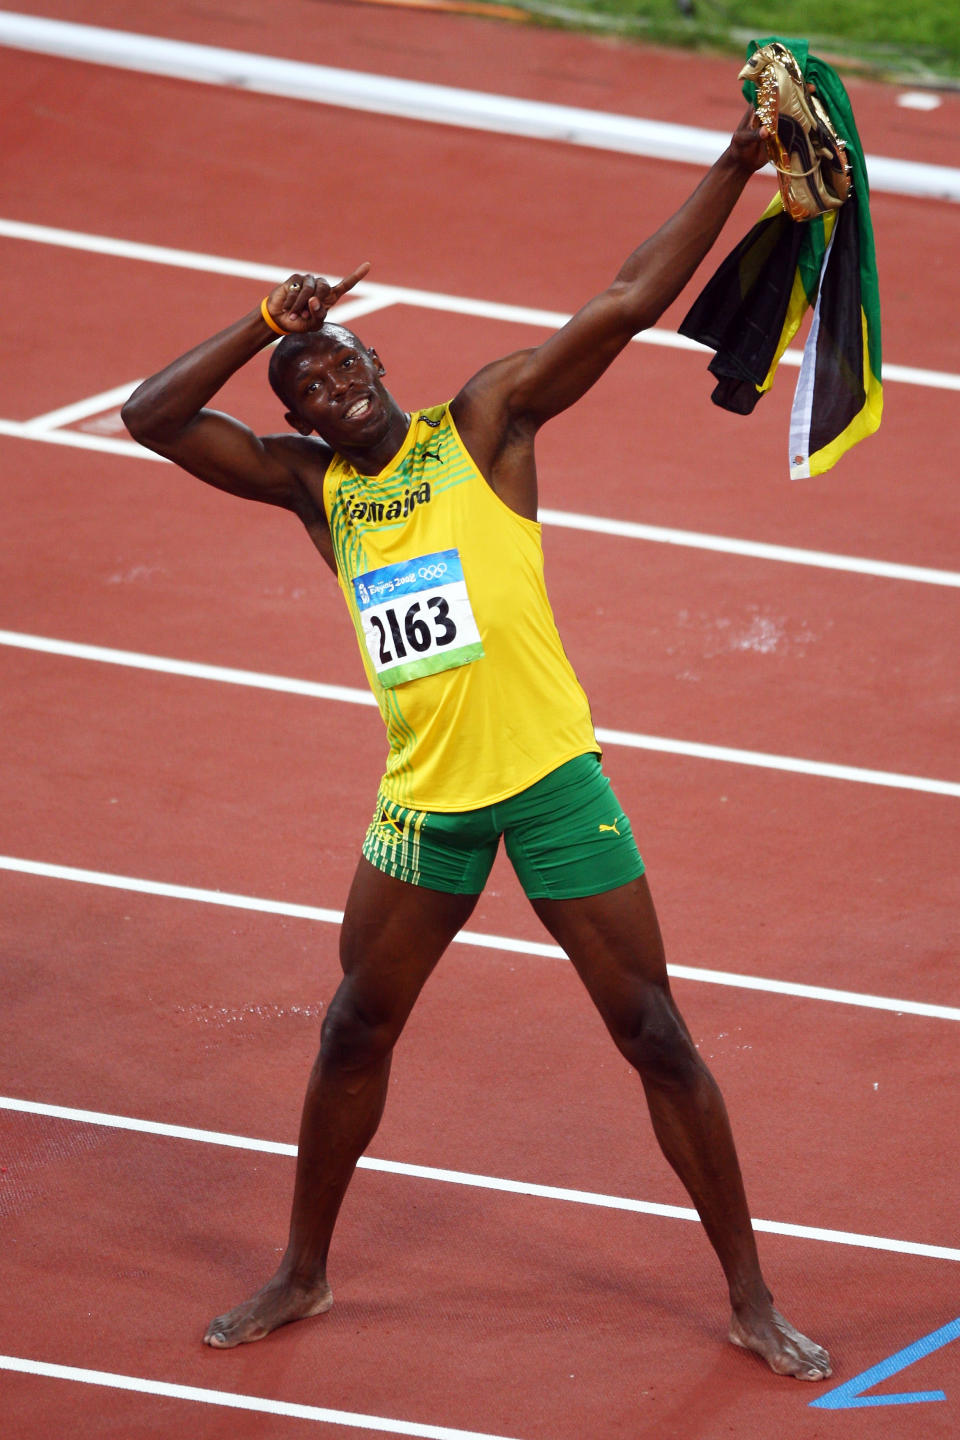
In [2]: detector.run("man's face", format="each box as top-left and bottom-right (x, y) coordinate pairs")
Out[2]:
(283, 332), (390, 449)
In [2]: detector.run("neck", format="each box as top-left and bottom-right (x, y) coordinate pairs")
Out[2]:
(338, 402), (411, 476)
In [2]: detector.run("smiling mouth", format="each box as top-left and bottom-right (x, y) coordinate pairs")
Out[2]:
(344, 396), (372, 421)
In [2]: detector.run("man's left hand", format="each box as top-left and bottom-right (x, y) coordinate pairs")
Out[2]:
(728, 107), (771, 173)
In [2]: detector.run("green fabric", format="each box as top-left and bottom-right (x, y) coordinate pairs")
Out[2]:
(679, 35), (883, 475)
(362, 753), (644, 898)
(742, 35), (882, 381)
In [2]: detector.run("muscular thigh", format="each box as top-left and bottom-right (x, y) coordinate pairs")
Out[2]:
(531, 874), (677, 1039)
(337, 859), (479, 1028)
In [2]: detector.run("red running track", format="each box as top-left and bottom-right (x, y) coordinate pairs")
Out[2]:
(1, 4), (959, 1438)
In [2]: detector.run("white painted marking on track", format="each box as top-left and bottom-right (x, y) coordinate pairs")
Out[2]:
(0, 417), (152, 459)
(3, 1095), (959, 1261)
(536, 508), (960, 588)
(1, 217), (959, 393)
(3, 854), (959, 1020)
(596, 724), (960, 796)
(897, 92), (943, 111)
(0, 13), (958, 202)
(0, 629), (380, 707)
(21, 381), (144, 433)
(3, 417), (958, 585)
(329, 292), (401, 324)
(0, 1353), (523, 1439)
(1, 630), (958, 794)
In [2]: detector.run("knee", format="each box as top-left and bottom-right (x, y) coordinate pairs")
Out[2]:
(611, 986), (704, 1090)
(319, 986), (399, 1072)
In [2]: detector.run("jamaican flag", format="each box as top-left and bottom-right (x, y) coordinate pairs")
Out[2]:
(680, 38), (882, 479)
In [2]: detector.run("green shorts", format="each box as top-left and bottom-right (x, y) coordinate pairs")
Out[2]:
(362, 753), (644, 899)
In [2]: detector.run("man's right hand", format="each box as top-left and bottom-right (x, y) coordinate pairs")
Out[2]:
(263, 264), (371, 333)
(123, 267), (366, 521)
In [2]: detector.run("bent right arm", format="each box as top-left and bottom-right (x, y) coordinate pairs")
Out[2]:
(123, 305), (307, 509)
(121, 267), (369, 517)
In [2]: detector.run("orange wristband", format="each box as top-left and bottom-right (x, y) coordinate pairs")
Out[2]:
(260, 297), (288, 336)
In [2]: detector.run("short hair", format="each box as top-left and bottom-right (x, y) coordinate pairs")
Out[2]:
(267, 324), (366, 409)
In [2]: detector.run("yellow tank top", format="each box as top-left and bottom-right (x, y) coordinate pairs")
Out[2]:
(323, 403), (598, 811)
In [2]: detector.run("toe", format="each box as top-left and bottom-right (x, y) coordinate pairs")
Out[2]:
(204, 1330), (228, 1348)
(204, 1315), (241, 1348)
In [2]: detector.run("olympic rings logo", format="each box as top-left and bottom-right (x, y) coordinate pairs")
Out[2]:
(418, 562), (448, 581)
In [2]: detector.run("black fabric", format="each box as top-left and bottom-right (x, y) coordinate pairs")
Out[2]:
(808, 196), (865, 456)
(708, 372), (766, 415)
(679, 210), (804, 406)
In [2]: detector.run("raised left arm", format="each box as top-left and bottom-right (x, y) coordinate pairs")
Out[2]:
(456, 111), (768, 444)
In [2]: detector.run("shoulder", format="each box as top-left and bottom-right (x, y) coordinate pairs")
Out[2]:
(452, 349), (536, 418)
(448, 357), (541, 519)
(451, 350), (539, 474)
(451, 349), (538, 454)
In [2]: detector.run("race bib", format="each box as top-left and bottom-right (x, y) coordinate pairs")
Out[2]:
(352, 548), (484, 688)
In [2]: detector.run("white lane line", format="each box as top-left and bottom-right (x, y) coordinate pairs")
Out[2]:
(594, 725), (960, 797)
(1, 13), (958, 203)
(19, 381), (145, 433)
(537, 508), (960, 588)
(1, 217), (959, 393)
(0, 417), (153, 459)
(324, 292), (402, 325)
(3, 419), (958, 586)
(0, 629), (379, 708)
(0, 1354), (522, 1440)
(880, 361), (960, 391)
(1, 630), (958, 796)
(3, 855), (959, 1021)
(4, 1095), (959, 1262)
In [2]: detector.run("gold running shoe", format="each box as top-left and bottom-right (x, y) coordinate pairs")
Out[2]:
(739, 42), (852, 222)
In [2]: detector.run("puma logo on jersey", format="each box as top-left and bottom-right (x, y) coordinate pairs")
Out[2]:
(598, 820), (621, 835)
(422, 447), (441, 463)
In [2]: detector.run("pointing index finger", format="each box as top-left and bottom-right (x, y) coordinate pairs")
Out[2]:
(329, 261), (372, 303)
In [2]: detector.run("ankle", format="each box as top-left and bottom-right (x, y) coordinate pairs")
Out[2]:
(276, 1257), (329, 1293)
(730, 1281), (773, 1314)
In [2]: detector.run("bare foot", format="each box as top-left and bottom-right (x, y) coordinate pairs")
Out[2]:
(204, 1274), (333, 1349)
(729, 1303), (832, 1380)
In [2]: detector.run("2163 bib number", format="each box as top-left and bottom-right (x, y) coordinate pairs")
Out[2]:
(352, 549), (484, 688)
(369, 595), (457, 665)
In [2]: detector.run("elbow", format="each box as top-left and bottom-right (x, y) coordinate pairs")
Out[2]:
(121, 383), (169, 445)
(606, 280), (659, 339)
(120, 386), (150, 442)
(624, 300), (666, 338)
(120, 404), (145, 443)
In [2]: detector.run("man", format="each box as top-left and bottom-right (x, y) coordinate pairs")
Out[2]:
(122, 109), (831, 1380)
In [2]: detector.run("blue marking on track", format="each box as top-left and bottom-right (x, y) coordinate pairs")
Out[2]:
(811, 1316), (960, 1409)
